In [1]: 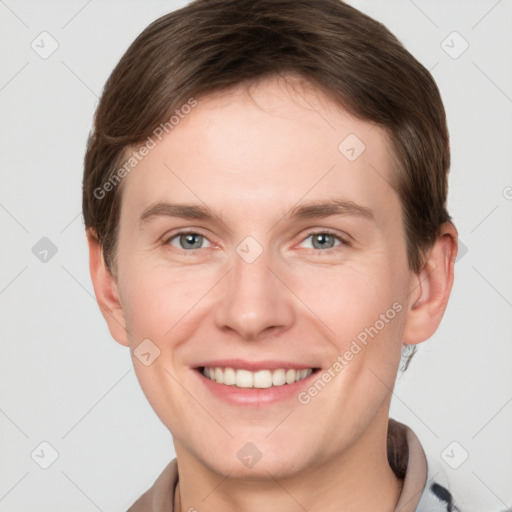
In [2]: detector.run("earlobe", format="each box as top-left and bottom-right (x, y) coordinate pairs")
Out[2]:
(86, 228), (130, 347)
(403, 222), (458, 345)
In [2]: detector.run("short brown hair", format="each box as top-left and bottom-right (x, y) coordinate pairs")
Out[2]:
(82, 0), (452, 366)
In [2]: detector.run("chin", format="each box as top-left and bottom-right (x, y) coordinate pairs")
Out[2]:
(200, 443), (314, 481)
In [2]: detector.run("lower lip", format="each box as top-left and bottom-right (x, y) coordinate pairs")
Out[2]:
(195, 368), (320, 406)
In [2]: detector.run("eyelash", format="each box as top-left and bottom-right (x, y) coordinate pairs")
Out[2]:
(162, 229), (350, 254)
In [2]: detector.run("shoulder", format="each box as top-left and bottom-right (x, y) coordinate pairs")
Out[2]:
(416, 476), (463, 512)
(389, 418), (464, 512)
(126, 459), (178, 512)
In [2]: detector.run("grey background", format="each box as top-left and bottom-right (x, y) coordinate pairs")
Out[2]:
(1, 0), (511, 510)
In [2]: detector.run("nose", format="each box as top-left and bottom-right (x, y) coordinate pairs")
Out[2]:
(213, 243), (295, 341)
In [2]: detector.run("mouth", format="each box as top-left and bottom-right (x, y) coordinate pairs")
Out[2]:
(198, 366), (320, 388)
(192, 359), (322, 405)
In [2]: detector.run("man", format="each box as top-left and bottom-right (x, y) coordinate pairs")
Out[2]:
(83, 1), (461, 510)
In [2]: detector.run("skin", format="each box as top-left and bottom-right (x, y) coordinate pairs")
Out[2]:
(87, 74), (457, 511)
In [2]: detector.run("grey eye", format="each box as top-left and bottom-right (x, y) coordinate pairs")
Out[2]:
(302, 233), (342, 250)
(167, 232), (210, 250)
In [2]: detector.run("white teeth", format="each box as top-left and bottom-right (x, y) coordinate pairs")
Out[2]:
(254, 370), (272, 389)
(272, 369), (286, 386)
(236, 369), (253, 388)
(223, 367), (236, 385)
(214, 367), (224, 384)
(286, 369), (296, 384)
(202, 367), (313, 388)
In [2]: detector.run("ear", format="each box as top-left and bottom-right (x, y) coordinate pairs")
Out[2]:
(86, 228), (130, 347)
(403, 222), (458, 345)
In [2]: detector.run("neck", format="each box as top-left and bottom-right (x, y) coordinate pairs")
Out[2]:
(173, 412), (403, 512)
(175, 465), (402, 512)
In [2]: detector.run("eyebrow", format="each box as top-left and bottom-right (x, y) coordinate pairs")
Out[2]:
(137, 199), (375, 226)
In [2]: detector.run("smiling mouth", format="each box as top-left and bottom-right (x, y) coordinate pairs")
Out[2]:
(198, 366), (321, 388)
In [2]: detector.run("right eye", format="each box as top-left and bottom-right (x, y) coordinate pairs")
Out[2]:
(164, 231), (213, 251)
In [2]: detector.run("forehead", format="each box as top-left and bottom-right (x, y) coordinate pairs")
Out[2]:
(119, 75), (399, 228)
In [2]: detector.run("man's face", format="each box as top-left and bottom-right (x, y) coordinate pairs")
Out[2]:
(113, 76), (416, 478)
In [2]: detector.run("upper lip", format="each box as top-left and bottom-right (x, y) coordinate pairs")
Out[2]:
(195, 359), (319, 371)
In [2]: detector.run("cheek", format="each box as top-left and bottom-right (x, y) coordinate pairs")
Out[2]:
(118, 260), (219, 344)
(289, 258), (406, 405)
(290, 260), (399, 341)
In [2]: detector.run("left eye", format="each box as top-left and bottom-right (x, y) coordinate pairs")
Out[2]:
(166, 232), (211, 250)
(300, 232), (345, 251)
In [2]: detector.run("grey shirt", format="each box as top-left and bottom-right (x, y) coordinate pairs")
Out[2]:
(127, 419), (462, 512)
